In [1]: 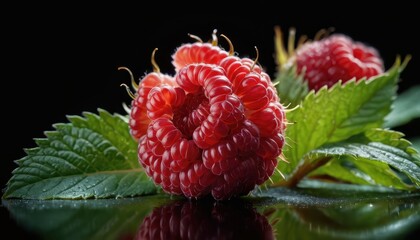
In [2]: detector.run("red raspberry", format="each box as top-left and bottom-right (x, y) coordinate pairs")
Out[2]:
(129, 35), (286, 200)
(295, 34), (384, 91)
(136, 200), (274, 240)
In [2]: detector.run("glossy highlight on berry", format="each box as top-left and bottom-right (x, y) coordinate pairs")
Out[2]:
(124, 31), (287, 200)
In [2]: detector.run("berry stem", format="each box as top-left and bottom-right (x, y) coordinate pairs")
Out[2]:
(273, 156), (332, 187)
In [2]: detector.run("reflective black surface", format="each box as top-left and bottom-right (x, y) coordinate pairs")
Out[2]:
(2, 186), (420, 240)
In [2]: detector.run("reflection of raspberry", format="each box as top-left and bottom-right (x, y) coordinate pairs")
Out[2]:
(129, 34), (286, 200)
(137, 200), (274, 240)
(295, 34), (384, 91)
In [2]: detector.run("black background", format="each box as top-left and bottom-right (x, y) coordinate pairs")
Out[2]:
(2, 3), (420, 238)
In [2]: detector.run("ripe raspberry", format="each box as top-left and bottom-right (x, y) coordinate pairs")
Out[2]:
(136, 200), (274, 240)
(295, 34), (384, 91)
(129, 34), (286, 200)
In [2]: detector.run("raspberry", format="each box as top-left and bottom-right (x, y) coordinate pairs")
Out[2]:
(136, 200), (274, 240)
(129, 33), (286, 200)
(295, 34), (384, 91)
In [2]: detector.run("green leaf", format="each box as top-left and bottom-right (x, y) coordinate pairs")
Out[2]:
(67, 109), (138, 166)
(274, 66), (309, 107)
(3, 109), (156, 199)
(309, 157), (413, 190)
(385, 85), (420, 128)
(279, 65), (400, 174)
(308, 156), (374, 185)
(282, 129), (420, 190)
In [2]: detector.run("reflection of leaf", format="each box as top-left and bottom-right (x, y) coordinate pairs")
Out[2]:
(256, 187), (420, 240)
(283, 203), (420, 240)
(2, 195), (171, 240)
(3, 109), (156, 199)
